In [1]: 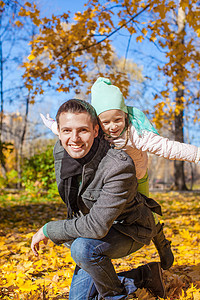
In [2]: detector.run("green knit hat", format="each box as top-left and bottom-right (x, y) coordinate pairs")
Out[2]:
(91, 77), (128, 116)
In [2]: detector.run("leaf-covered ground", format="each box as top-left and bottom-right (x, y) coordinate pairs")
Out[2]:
(0, 191), (200, 299)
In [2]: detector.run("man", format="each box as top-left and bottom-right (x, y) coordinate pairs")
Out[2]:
(31, 99), (166, 299)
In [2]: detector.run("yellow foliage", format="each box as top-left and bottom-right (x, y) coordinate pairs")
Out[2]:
(25, 2), (32, 8)
(16, 0), (198, 123)
(15, 20), (23, 27)
(0, 1), (5, 8)
(196, 29), (200, 37)
(0, 191), (200, 299)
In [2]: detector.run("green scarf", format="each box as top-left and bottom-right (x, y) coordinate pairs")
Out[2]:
(127, 106), (159, 136)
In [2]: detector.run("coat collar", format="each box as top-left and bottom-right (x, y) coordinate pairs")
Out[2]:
(79, 138), (110, 192)
(60, 137), (100, 180)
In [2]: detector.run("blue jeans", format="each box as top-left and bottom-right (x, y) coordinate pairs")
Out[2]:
(68, 227), (144, 300)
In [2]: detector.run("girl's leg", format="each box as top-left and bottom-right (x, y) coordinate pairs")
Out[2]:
(137, 171), (149, 197)
(70, 227), (143, 299)
(138, 172), (174, 270)
(137, 172), (159, 223)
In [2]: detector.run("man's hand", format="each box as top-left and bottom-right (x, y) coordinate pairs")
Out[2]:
(31, 227), (49, 257)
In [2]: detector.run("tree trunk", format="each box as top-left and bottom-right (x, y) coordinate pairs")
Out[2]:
(173, 89), (188, 190)
(173, 4), (187, 190)
(17, 93), (30, 189)
(0, 13), (7, 178)
(189, 163), (194, 190)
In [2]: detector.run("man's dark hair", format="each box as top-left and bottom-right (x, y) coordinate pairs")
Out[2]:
(56, 99), (98, 129)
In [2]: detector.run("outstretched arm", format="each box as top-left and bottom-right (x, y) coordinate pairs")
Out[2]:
(31, 227), (49, 257)
(40, 113), (59, 135)
(131, 129), (200, 164)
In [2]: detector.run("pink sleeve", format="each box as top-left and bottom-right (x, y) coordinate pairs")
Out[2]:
(131, 129), (200, 163)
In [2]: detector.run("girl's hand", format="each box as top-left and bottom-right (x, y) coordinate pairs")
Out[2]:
(40, 113), (59, 135)
(40, 113), (55, 130)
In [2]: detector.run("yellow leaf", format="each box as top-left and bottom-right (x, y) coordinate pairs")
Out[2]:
(28, 54), (36, 61)
(0, 1), (5, 8)
(15, 20), (23, 27)
(19, 280), (38, 292)
(26, 232), (34, 239)
(173, 86), (178, 92)
(25, 2), (32, 8)
(150, 36), (156, 42)
(141, 28), (148, 36)
(140, 2), (147, 8)
(0, 250), (10, 257)
(136, 35), (144, 43)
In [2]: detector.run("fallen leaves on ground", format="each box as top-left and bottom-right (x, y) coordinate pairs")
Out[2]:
(0, 191), (200, 299)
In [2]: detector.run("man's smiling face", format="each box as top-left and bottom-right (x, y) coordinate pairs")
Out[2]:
(58, 111), (99, 159)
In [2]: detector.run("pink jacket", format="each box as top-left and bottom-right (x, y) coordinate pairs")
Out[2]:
(106, 124), (200, 179)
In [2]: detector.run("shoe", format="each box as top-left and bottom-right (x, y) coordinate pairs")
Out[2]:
(118, 262), (166, 299)
(144, 262), (166, 298)
(153, 222), (174, 270)
(118, 264), (151, 290)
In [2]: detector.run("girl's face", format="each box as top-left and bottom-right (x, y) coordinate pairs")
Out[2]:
(98, 109), (126, 138)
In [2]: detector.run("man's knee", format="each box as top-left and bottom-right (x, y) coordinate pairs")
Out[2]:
(71, 238), (97, 265)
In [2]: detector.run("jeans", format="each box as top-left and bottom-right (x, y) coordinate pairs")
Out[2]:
(68, 227), (144, 300)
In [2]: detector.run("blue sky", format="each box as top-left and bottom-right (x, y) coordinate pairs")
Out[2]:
(38, 0), (85, 17)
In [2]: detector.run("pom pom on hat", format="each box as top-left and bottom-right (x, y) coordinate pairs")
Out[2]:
(91, 77), (128, 116)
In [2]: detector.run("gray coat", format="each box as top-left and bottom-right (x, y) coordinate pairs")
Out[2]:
(46, 139), (161, 245)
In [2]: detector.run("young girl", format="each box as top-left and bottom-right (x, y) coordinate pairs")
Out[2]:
(40, 77), (199, 271)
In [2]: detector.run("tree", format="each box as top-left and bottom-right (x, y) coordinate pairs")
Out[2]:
(21, 141), (57, 194)
(0, 0), (39, 186)
(19, 0), (199, 189)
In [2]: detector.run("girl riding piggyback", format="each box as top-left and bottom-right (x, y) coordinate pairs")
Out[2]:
(40, 77), (200, 272)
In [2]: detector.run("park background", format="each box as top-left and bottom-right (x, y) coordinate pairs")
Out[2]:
(0, 0), (200, 299)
